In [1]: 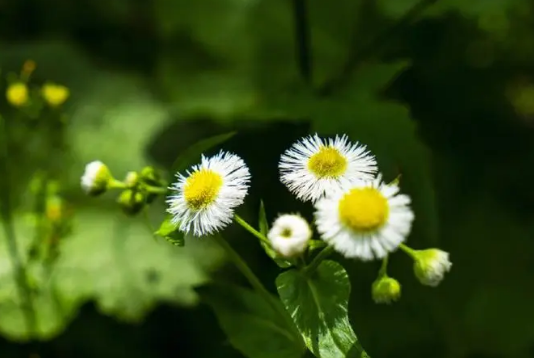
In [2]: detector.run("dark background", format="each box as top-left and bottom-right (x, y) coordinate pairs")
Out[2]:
(1, 0), (534, 357)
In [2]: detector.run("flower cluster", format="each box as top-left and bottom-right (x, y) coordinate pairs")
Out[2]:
(81, 162), (167, 215)
(4, 60), (70, 110)
(83, 133), (452, 302)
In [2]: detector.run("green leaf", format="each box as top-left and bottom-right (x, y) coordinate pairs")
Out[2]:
(199, 284), (306, 358)
(258, 200), (269, 237)
(0, 208), (224, 340)
(170, 131), (236, 175)
(276, 260), (369, 358)
(258, 201), (292, 268)
(155, 215), (184, 247)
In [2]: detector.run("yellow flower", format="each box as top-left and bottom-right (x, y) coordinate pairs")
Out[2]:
(6, 82), (29, 107)
(42, 83), (70, 107)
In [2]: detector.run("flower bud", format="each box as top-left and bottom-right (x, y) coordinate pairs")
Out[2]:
(140, 166), (161, 185)
(124, 171), (140, 188)
(6, 82), (28, 107)
(268, 214), (312, 258)
(372, 276), (401, 304)
(81, 161), (113, 196)
(117, 190), (145, 216)
(413, 249), (452, 287)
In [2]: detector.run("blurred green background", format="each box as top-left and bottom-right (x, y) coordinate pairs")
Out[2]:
(1, 0), (534, 357)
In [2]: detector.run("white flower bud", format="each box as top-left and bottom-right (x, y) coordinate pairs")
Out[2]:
(413, 249), (452, 287)
(268, 214), (312, 258)
(81, 161), (112, 196)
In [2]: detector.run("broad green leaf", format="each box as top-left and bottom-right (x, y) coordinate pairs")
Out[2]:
(170, 132), (236, 174)
(199, 284), (306, 358)
(0, 208), (224, 340)
(258, 201), (292, 268)
(155, 215), (184, 247)
(276, 260), (369, 358)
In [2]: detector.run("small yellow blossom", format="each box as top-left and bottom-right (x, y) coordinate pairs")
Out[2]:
(6, 82), (29, 107)
(42, 83), (70, 107)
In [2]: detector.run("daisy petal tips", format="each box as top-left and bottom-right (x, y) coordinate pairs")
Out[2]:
(166, 151), (251, 237)
(314, 174), (414, 261)
(279, 134), (377, 202)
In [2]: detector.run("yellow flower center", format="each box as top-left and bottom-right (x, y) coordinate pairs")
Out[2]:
(307, 146), (347, 178)
(280, 227), (293, 239)
(42, 84), (70, 106)
(338, 187), (389, 232)
(183, 169), (223, 210)
(6, 83), (28, 107)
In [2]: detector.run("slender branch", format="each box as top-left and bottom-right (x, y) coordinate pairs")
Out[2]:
(399, 243), (418, 259)
(292, 0), (313, 84)
(143, 185), (167, 195)
(303, 245), (334, 275)
(234, 214), (271, 246)
(319, 0), (438, 95)
(378, 255), (389, 277)
(0, 114), (37, 335)
(214, 234), (295, 330)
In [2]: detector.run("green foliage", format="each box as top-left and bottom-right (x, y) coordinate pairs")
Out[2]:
(199, 284), (306, 358)
(154, 215), (184, 247)
(276, 260), (369, 358)
(0, 209), (223, 340)
(170, 131), (236, 174)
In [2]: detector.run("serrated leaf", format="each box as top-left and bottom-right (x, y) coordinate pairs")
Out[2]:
(276, 260), (369, 358)
(170, 132), (236, 175)
(258, 201), (292, 268)
(199, 284), (306, 358)
(155, 215), (184, 247)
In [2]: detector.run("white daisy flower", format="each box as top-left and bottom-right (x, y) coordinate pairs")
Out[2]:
(412, 249), (452, 287)
(81, 161), (112, 196)
(166, 151), (251, 237)
(279, 134), (377, 203)
(314, 174), (414, 261)
(268, 214), (312, 258)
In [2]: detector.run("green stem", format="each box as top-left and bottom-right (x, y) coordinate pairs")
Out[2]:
(143, 185), (167, 195)
(303, 245), (334, 275)
(0, 114), (37, 335)
(234, 214), (270, 246)
(108, 179), (127, 190)
(214, 234), (295, 331)
(399, 243), (418, 259)
(378, 255), (389, 277)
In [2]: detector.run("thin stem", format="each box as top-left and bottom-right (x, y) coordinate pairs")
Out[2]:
(234, 214), (270, 246)
(292, 0), (313, 83)
(319, 0), (438, 95)
(303, 245), (334, 275)
(0, 114), (37, 335)
(214, 234), (295, 330)
(108, 179), (127, 190)
(143, 185), (167, 195)
(399, 243), (418, 259)
(378, 255), (389, 277)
